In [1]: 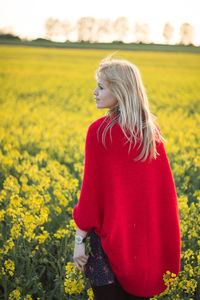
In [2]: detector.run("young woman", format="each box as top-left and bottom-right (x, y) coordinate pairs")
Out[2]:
(73, 57), (181, 300)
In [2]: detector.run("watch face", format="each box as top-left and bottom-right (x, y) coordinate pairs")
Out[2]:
(76, 235), (83, 243)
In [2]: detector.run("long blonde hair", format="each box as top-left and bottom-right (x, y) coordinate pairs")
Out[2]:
(95, 56), (166, 162)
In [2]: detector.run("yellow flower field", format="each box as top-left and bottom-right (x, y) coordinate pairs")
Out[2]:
(0, 45), (200, 299)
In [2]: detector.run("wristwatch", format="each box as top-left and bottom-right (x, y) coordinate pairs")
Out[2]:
(75, 234), (87, 244)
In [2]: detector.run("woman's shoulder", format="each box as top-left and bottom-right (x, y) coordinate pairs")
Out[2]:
(88, 116), (107, 130)
(87, 115), (118, 134)
(88, 114), (119, 131)
(85, 116), (107, 143)
(85, 115), (120, 147)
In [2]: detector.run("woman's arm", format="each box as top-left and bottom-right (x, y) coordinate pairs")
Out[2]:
(75, 226), (88, 238)
(73, 226), (89, 272)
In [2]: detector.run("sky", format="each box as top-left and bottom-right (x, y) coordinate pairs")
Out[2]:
(0, 0), (199, 45)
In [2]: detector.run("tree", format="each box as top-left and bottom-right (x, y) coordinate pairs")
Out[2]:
(134, 23), (150, 43)
(163, 22), (174, 44)
(45, 17), (61, 40)
(179, 23), (194, 45)
(95, 18), (112, 42)
(0, 26), (14, 35)
(112, 17), (129, 41)
(0, 33), (21, 41)
(60, 19), (72, 41)
(76, 17), (96, 42)
(44, 17), (72, 41)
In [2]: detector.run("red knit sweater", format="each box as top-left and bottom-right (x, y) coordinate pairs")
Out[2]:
(73, 115), (181, 297)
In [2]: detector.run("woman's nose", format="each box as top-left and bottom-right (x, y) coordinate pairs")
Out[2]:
(93, 88), (97, 95)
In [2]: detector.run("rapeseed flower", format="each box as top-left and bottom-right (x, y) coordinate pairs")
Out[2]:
(8, 289), (21, 300)
(4, 259), (15, 276)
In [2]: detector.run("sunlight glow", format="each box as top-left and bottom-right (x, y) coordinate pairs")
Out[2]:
(0, 0), (199, 45)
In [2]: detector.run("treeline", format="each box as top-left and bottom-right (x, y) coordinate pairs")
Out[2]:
(44, 17), (195, 45)
(0, 17), (196, 45)
(0, 33), (21, 41)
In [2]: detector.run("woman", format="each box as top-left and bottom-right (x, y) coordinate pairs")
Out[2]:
(73, 57), (181, 300)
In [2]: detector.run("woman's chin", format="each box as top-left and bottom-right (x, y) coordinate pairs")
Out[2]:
(96, 104), (104, 109)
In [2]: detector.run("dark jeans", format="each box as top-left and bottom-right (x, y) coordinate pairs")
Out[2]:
(91, 277), (150, 300)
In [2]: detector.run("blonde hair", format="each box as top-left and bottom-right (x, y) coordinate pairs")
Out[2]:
(95, 56), (166, 162)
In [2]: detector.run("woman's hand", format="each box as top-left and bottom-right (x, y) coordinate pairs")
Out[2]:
(73, 242), (89, 272)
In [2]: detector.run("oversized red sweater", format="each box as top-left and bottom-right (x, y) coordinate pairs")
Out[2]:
(73, 115), (181, 297)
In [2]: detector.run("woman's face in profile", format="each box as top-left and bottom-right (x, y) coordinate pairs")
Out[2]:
(93, 78), (118, 109)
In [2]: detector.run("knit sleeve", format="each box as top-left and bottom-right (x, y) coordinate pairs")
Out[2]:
(72, 122), (104, 233)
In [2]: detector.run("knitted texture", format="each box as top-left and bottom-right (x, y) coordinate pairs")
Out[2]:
(73, 116), (181, 297)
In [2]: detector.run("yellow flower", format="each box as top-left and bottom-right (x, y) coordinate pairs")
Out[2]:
(10, 224), (22, 239)
(36, 229), (50, 244)
(3, 175), (20, 194)
(24, 295), (32, 300)
(64, 262), (85, 295)
(1, 267), (6, 276)
(67, 207), (73, 215)
(0, 210), (5, 221)
(4, 259), (15, 277)
(54, 228), (70, 239)
(3, 238), (15, 255)
(87, 288), (94, 300)
(68, 219), (77, 231)
(8, 289), (21, 300)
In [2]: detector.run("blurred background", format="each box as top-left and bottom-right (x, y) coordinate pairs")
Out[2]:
(0, 0), (199, 45)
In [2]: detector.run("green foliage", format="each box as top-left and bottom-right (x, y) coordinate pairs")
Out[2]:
(0, 40), (200, 53)
(0, 34), (21, 41)
(0, 46), (199, 299)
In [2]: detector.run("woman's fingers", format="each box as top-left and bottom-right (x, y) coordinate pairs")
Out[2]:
(74, 255), (89, 262)
(73, 242), (89, 271)
(73, 255), (89, 271)
(81, 256), (89, 262)
(74, 257), (88, 265)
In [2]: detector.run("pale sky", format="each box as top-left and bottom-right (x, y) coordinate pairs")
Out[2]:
(0, 0), (199, 45)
